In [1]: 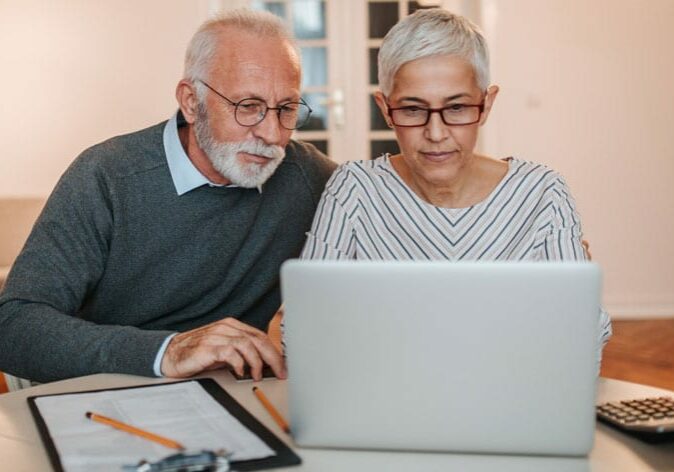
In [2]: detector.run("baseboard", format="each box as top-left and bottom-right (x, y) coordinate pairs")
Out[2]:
(604, 303), (674, 319)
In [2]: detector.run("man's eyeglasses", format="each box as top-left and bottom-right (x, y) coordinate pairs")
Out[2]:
(386, 102), (485, 127)
(198, 80), (312, 130)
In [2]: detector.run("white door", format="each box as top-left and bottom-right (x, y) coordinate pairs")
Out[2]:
(248, 0), (460, 163)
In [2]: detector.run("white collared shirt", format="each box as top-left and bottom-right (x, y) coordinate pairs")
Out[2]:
(163, 111), (226, 195)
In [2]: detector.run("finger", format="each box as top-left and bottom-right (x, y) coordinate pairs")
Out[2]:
(248, 334), (287, 379)
(218, 344), (246, 377)
(231, 337), (265, 381)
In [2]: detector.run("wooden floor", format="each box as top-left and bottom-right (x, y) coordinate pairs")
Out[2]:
(600, 319), (674, 391)
(1, 319), (672, 394)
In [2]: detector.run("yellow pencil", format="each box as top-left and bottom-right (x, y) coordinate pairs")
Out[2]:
(85, 411), (185, 450)
(252, 386), (291, 434)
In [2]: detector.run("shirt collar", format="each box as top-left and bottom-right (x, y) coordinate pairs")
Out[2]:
(164, 111), (225, 195)
(163, 111), (265, 195)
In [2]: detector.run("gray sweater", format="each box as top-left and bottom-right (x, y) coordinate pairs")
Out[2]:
(0, 120), (335, 382)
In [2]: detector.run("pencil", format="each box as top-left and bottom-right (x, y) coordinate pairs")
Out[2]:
(252, 386), (291, 434)
(85, 411), (185, 450)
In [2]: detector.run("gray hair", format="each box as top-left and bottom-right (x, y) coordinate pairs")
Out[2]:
(184, 8), (298, 101)
(378, 8), (490, 96)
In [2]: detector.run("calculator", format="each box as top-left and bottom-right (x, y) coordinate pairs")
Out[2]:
(596, 396), (674, 442)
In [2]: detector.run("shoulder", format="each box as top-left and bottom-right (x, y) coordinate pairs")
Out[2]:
(508, 157), (556, 179)
(504, 158), (570, 192)
(68, 121), (167, 182)
(283, 140), (336, 180)
(278, 140), (336, 200)
(328, 156), (389, 187)
(48, 121), (166, 205)
(505, 158), (579, 216)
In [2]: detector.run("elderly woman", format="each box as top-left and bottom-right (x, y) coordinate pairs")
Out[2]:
(300, 9), (611, 347)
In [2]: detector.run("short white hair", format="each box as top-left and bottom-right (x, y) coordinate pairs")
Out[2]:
(378, 8), (490, 96)
(184, 8), (298, 100)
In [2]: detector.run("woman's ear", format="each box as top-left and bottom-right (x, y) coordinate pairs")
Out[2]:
(479, 84), (500, 126)
(176, 79), (199, 124)
(373, 91), (394, 128)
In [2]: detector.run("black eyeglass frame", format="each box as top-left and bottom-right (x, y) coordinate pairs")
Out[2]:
(386, 102), (486, 127)
(197, 80), (313, 130)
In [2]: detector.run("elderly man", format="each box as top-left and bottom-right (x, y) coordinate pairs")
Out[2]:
(0, 9), (335, 383)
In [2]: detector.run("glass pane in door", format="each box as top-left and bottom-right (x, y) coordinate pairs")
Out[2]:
(293, 0), (326, 39)
(368, 2), (399, 38)
(369, 95), (388, 131)
(370, 140), (400, 158)
(302, 92), (329, 131)
(300, 47), (328, 88)
(409, 1), (440, 15)
(369, 48), (379, 85)
(251, 1), (287, 17)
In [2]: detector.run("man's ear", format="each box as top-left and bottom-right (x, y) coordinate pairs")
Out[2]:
(479, 84), (499, 126)
(373, 91), (393, 128)
(176, 79), (199, 124)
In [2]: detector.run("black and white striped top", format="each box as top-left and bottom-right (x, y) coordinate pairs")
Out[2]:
(300, 155), (612, 344)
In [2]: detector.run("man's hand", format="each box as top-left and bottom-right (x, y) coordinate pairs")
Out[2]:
(160, 317), (287, 381)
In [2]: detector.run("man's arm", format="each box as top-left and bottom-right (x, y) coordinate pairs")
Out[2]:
(0, 156), (174, 382)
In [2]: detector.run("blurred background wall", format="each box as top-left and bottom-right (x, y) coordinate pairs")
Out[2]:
(480, 0), (674, 317)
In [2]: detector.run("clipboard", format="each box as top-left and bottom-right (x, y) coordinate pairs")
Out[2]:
(27, 378), (301, 471)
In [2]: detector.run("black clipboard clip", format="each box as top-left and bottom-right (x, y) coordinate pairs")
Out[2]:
(122, 449), (231, 472)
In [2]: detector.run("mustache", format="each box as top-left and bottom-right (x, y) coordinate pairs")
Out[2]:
(231, 139), (285, 160)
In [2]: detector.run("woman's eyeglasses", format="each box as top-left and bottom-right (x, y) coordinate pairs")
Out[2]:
(387, 103), (485, 127)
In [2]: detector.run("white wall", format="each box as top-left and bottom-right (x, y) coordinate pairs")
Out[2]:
(480, 0), (674, 317)
(0, 0), (213, 197)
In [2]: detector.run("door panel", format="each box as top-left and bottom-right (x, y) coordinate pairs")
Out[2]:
(249, 0), (444, 162)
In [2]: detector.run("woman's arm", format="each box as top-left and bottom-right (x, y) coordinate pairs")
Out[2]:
(544, 175), (612, 365)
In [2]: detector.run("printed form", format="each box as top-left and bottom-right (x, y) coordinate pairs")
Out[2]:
(35, 381), (275, 472)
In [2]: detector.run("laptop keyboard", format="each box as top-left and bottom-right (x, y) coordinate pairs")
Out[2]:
(229, 364), (277, 381)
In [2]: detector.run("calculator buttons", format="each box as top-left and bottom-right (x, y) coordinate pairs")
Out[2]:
(597, 396), (674, 435)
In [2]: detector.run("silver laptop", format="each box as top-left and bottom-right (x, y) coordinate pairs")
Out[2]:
(281, 260), (601, 456)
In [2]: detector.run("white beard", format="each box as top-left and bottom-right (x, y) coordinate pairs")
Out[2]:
(194, 104), (286, 189)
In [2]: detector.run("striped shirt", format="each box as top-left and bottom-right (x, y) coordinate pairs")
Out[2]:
(300, 155), (612, 347)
